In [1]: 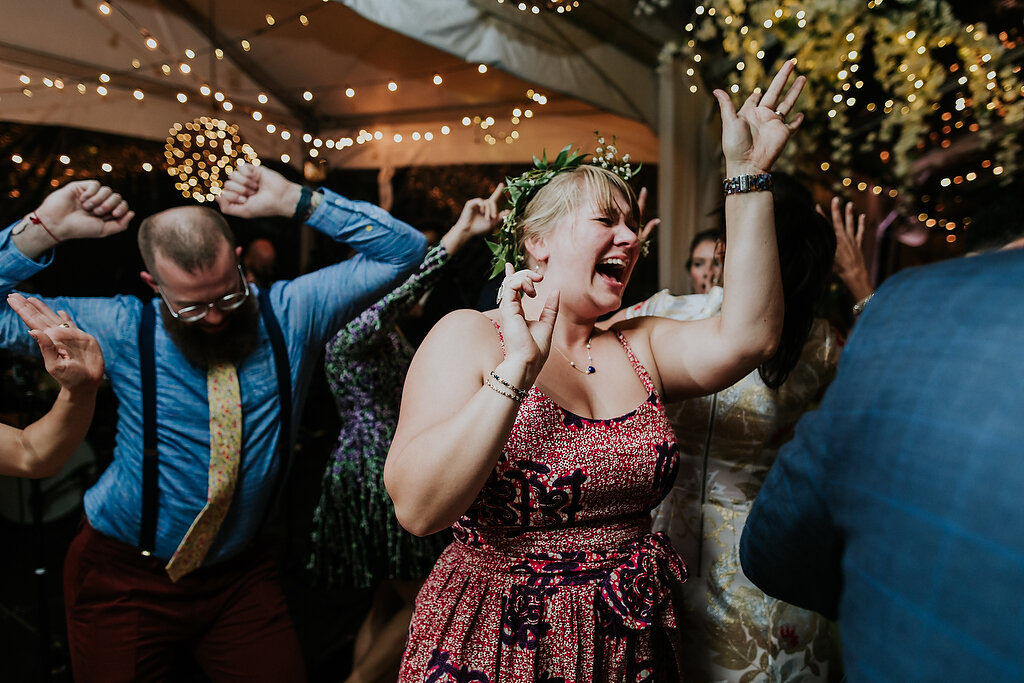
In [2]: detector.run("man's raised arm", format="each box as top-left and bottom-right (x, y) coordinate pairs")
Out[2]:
(10, 180), (133, 261)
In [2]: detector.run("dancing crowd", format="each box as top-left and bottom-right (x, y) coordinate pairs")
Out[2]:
(1, 59), (1022, 683)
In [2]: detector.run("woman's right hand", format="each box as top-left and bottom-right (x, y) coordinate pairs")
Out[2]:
(441, 183), (508, 255)
(497, 262), (558, 380)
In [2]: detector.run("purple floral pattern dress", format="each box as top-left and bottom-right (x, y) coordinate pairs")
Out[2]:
(398, 325), (687, 682)
(308, 245), (451, 589)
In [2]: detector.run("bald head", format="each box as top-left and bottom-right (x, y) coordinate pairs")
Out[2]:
(244, 238), (276, 271)
(138, 205), (236, 275)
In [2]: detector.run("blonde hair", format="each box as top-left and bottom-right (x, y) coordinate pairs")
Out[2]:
(516, 165), (640, 266)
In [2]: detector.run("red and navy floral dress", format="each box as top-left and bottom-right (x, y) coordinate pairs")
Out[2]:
(398, 326), (687, 682)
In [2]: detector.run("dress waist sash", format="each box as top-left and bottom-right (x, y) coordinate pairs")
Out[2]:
(451, 519), (687, 631)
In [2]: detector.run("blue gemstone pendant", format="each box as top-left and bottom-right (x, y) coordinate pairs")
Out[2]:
(559, 333), (597, 375)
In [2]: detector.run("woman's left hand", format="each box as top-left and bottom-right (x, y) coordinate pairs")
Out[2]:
(713, 59), (806, 174)
(636, 186), (660, 246)
(7, 294), (104, 392)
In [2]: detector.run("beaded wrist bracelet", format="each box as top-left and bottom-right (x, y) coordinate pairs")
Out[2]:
(485, 378), (522, 403)
(489, 371), (528, 402)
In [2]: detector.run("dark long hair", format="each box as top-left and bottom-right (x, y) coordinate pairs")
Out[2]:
(757, 173), (837, 389)
(686, 227), (723, 269)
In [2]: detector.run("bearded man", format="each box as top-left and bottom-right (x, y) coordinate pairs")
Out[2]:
(0, 164), (426, 682)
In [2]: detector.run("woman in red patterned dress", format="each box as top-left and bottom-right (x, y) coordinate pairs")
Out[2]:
(385, 61), (806, 682)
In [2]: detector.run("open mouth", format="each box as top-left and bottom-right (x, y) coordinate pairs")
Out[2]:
(595, 257), (628, 284)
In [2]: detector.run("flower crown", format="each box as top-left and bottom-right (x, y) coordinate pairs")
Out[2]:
(487, 134), (641, 278)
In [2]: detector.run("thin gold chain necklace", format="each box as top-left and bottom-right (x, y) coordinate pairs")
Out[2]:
(552, 332), (595, 374)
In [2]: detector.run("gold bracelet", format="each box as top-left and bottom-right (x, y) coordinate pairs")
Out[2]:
(489, 371), (528, 402)
(484, 377), (521, 403)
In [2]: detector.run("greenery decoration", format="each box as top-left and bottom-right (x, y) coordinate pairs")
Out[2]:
(487, 134), (641, 278)
(667, 0), (1023, 236)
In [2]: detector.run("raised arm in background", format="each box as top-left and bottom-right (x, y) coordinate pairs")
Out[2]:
(0, 295), (104, 478)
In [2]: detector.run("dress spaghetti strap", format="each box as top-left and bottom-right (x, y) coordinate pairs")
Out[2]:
(492, 320), (658, 397)
(613, 330), (658, 395)
(490, 318), (506, 355)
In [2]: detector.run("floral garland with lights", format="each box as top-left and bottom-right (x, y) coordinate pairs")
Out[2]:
(675, 0), (1023, 204)
(487, 135), (640, 277)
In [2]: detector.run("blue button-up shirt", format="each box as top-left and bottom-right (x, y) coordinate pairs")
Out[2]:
(0, 190), (426, 563)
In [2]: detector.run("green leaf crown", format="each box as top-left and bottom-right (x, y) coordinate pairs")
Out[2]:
(487, 134), (640, 278)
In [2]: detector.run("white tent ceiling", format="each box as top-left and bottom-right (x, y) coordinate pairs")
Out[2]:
(1, 0), (717, 291)
(0, 0), (684, 167)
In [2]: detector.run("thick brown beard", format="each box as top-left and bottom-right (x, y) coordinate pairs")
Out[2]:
(161, 295), (260, 369)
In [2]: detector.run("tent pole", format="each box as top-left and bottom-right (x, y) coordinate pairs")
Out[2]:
(657, 46), (718, 294)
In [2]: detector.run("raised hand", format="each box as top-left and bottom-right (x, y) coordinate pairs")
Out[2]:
(217, 163), (302, 220)
(819, 196), (873, 302)
(461, 183), (508, 238)
(713, 59), (806, 174)
(7, 294), (105, 393)
(32, 180), (133, 243)
(636, 186), (660, 246)
(497, 262), (558, 380)
(442, 183), (508, 255)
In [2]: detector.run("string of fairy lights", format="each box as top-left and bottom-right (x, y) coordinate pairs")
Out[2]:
(675, 0), (1023, 244)
(4, 0), (554, 200)
(6, 0), (1021, 235)
(495, 0), (582, 14)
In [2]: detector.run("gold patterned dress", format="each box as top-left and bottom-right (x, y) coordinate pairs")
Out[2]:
(626, 287), (841, 683)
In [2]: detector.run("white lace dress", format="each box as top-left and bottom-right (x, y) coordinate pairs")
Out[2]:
(627, 287), (841, 683)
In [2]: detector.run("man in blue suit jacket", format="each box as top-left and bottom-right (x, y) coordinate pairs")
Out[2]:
(740, 247), (1024, 682)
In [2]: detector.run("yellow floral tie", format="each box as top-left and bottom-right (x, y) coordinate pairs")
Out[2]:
(165, 362), (242, 582)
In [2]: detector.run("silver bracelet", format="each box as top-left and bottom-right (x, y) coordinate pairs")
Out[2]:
(723, 173), (773, 196)
(852, 292), (874, 316)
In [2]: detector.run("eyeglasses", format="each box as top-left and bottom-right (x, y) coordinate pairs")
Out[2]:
(158, 263), (250, 323)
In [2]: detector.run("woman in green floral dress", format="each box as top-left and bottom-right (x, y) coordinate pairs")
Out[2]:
(309, 186), (505, 683)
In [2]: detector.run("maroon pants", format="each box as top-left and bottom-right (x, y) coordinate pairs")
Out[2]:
(64, 521), (307, 683)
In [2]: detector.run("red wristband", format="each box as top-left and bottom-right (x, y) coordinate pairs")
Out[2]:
(29, 213), (61, 244)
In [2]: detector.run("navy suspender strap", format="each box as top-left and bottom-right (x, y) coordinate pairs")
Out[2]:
(138, 302), (159, 554)
(136, 289), (293, 555)
(257, 287), (293, 524)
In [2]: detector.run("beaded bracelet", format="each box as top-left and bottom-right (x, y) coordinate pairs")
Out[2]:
(484, 377), (522, 403)
(489, 371), (528, 402)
